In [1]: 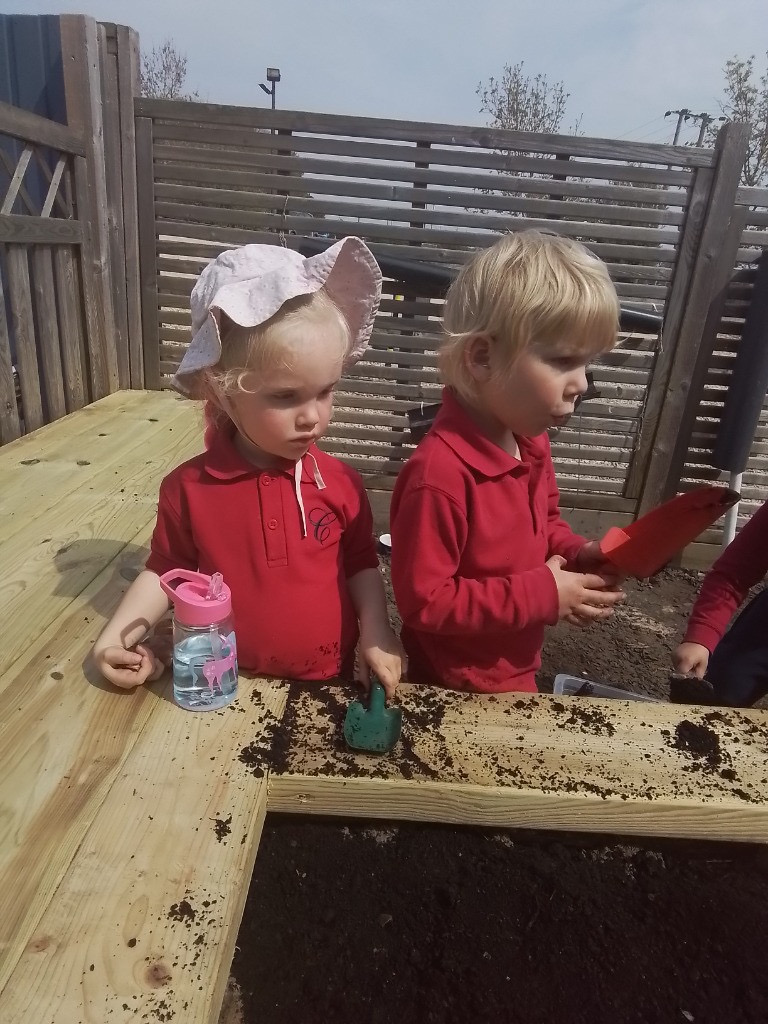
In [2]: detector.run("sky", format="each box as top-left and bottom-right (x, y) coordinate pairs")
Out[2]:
(4, 0), (768, 144)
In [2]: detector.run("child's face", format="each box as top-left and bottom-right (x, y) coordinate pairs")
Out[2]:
(226, 324), (346, 468)
(475, 339), (594, 442)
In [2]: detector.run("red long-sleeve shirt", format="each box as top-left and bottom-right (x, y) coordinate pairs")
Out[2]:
(390, 388), (586, 693)
(684, 499), (768, 652)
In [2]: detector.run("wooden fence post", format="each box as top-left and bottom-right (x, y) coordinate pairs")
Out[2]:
(135, 115), (160, 389)
(5, 245), (44, 431)
(30, 245), (66, 420)
(97, 22), (142, 390)
(624, 158), (717, 501)
(635, 121), (750, 514)
(0, 270), (21, 442)
(116, 25), (143, 389)
(59, 13), (120, 398)
(97, 22), (129, 389)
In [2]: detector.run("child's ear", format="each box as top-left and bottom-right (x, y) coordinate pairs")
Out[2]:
(464, 333), (493, 383)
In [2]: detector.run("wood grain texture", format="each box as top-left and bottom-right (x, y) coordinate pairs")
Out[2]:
(267, 684), (768, 842)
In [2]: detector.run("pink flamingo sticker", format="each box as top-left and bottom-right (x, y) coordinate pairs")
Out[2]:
(201, 643), (237, 691)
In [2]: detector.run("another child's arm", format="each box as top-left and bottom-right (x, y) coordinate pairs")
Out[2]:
(92, 570), (171, 688)
(673, 499), (768, 675)
(347, 567), (404, 699)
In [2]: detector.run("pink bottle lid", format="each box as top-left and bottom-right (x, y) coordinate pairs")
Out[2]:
(159, 569), (232, 627)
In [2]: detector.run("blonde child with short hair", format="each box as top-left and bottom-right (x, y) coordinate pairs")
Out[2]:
(93, 238), (404, 697)
(390, 230), (624, 694)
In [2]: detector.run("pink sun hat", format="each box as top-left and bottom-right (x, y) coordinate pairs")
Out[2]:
(173, 236), (382, 393)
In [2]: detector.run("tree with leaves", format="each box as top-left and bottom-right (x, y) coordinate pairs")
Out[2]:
(140, 39), (199, 101)
(477, 61), (583, 137)
(713, 53), (768, 186)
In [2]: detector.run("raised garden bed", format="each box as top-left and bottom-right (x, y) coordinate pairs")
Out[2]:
(221, 566), (768, 1024)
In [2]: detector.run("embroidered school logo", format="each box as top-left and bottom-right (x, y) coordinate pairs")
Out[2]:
(308, 507), (337, 543)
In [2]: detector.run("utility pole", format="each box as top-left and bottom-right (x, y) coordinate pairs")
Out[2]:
(665, 108), (726, 146)
(692, 111), (727, 145)
(665, 108), (691, 145)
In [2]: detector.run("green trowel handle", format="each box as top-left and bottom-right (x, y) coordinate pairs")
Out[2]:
(369, 676), (386, 712)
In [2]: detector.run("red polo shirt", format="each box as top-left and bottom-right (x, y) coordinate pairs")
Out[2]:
(684, 498), (768, 652)
(145, 427), (379, 680)
(390, 387), (586, 693)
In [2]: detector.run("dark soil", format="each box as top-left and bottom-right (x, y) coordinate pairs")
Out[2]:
(233, 818), (768, 1024)
(229, 552), (768, 1024)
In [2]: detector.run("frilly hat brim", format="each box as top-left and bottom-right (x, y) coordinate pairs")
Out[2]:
(173, 236), (382, 393)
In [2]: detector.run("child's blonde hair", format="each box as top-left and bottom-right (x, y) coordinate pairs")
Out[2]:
(184, 288), (350, 441)
(439, 231), (619, 403)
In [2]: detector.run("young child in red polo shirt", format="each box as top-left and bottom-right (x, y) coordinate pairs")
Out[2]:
(673, 498), (768, 706)
(93, 238), (404, 696)
(390, 231), (624, 693)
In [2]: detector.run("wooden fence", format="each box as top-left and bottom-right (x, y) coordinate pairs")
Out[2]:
(0, 15), (140, 444)
(0, 98), (104, 442)
(134, 97), (751, 545)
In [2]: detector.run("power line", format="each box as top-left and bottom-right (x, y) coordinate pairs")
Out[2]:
(621, 112), (669, 140)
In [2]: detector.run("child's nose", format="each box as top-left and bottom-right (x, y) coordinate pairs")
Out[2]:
(568, 367), (589, 397)
(297, 401), (319, 427)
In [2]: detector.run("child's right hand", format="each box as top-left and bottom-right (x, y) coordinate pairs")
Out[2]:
(546, 555), (624, 625)
(93, 643), (165, 689)
(672, 641), (710, 679)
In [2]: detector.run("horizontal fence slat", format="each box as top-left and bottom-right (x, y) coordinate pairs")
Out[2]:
(137, 99), (715, 167)
(151, 173), (687, 229)
(0, 214), (83, 245)
(155, 230), (680, 266)
(149, 121), (699, 188)
(0, 98), (85, 155)
(152, 143), (693, 207)
(154, 201), (681, 246)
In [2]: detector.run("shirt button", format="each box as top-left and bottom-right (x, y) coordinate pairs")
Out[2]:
(267, 518), (278, 530)
(262, 475), (272, 486)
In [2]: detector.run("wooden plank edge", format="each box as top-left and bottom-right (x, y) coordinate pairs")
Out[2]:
(266, 774), (768, 844)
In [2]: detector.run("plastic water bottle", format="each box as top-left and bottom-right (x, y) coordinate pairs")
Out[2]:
(159, 569), (238, 711)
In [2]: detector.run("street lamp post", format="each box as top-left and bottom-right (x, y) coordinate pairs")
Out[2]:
(259, 67), (281, 110)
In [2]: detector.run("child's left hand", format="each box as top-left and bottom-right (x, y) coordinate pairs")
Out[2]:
(356, 626), (405, 700)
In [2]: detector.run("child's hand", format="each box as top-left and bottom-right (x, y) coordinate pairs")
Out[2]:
(573, 540), (623, 583)
(546, 555), (625, 625)
(93, 643), (166, 689)
(673, 641), (710, 679)
(356, 626), (405, 701)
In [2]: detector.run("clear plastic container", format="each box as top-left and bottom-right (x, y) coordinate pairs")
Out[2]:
(552, 673), (659, 702)
(172, 619), (237, 711)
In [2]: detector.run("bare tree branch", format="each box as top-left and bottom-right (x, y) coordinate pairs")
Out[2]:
(140, 39), (200, 102)
(477, 61), (583, 137)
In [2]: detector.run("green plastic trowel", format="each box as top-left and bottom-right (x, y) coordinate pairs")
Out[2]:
(343, 677), (402, 754)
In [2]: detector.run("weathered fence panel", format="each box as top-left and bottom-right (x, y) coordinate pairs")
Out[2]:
(0, 15), (141, 444)
(0, 99), (92, 440)
(134, 98), (746, 541)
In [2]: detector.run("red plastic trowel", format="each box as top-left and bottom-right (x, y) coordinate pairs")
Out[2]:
(599, 485), (739, 579)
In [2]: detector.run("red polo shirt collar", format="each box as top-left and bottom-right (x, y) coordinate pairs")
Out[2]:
(433, 387), (545, 477)
(201, 425), (308, 482)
